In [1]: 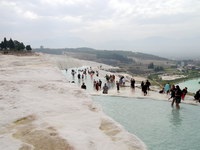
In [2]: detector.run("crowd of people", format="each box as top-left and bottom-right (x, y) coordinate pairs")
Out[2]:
(194, 89), (200, 102)
(141, 80), (151, 96)
(159, 83), (189, 109)
(70, 67), (200, 109)
(158, 83), (200, 107)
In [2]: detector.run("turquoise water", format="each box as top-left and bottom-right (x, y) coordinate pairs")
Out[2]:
(93, 96), (200, 150)
(178, 78), (200, 93)
(62, 69), (200, 149)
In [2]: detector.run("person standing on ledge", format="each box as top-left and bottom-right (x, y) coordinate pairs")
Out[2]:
(174, 85), (182, 109)
(103, 83), (108, 94)
(194, 89), (200, 102)
(145, 80), (151, 91)
(116, 81), (120, 92)
(131, 78), (135, 89)
(81, 83), (86, 90)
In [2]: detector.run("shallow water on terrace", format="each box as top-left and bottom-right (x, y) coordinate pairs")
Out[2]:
(92, 96), (200, 150)
(62, 68), (200, 150)
(178, 78), (200, 93)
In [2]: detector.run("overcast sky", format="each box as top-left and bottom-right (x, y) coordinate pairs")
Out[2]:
(0, 0), (200, 58)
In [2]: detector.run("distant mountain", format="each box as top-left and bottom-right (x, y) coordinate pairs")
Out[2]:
(34, 48), (64, 55)
(33, 47), (168, 61)
(34, 47), (172, 75)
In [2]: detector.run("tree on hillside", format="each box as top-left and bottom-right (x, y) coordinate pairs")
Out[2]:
(154, 66), (164, 72)
(26, 45), (32, 51)
(0, 37), (32, 52)
(13, 40), (20, 51)
(0, 39), (7, 50)
(0, 41), (5, 50)
(96, 52), (133, 64)
(14, 40), (25, 51)
(148, 62), (154, 69)
(3, 37), (7, 49)
(8, 38), (15, 49)
(19, 42), (25, 50)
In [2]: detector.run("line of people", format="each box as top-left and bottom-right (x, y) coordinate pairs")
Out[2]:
(160, 84), (188, 109)
(77, 68), (199, 107)
(169, 85), (185, 109)
(141, 80), (151, 96)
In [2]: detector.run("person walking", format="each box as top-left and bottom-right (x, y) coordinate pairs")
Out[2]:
(103, 83), (109, 94)
(131, 78), (135, 89)
(116, 81), (120, 92)
(169, 85), (176, 101)
(146, 80), (151, 91)
(181, 87), (188, 100)
(164, 83), (170, 94)
(174, 85), (182, 109)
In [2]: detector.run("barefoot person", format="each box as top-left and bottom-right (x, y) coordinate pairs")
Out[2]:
(181, 87), (188, 100)
(169, 85), (176, 101)
(131, 78), (135, 89)
(103, 83), (109, 94)
(145, 80), (151, 91)
(194, 89), (200, 102)
(142, 83), (148, 96)
(116, 81), (120, 92)
(173, 85), (182, 109)
(81, 82), (86, 89)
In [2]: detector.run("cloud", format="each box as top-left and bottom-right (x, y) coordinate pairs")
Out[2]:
(41, 0), (92, 6)
(0, 1), (40, 21)
(61, 15), (82, 23)
(108, 0), (200, 19)
(0, 0), (200, 58)
(23, 11), (39, 20)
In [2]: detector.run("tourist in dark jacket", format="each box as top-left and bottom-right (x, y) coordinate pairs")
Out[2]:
(174, 85), (182, 109)
(81, 83), (86, 89)
(194, 89), (200, 102)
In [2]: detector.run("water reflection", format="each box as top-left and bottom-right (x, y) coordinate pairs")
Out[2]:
(93, 96), (200, 150)
(170, 108), (182, 127)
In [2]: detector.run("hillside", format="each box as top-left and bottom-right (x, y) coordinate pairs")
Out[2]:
(0, 53), (146, 150)
(34, 47), (170, 76)
(34, 47), (167, 61)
